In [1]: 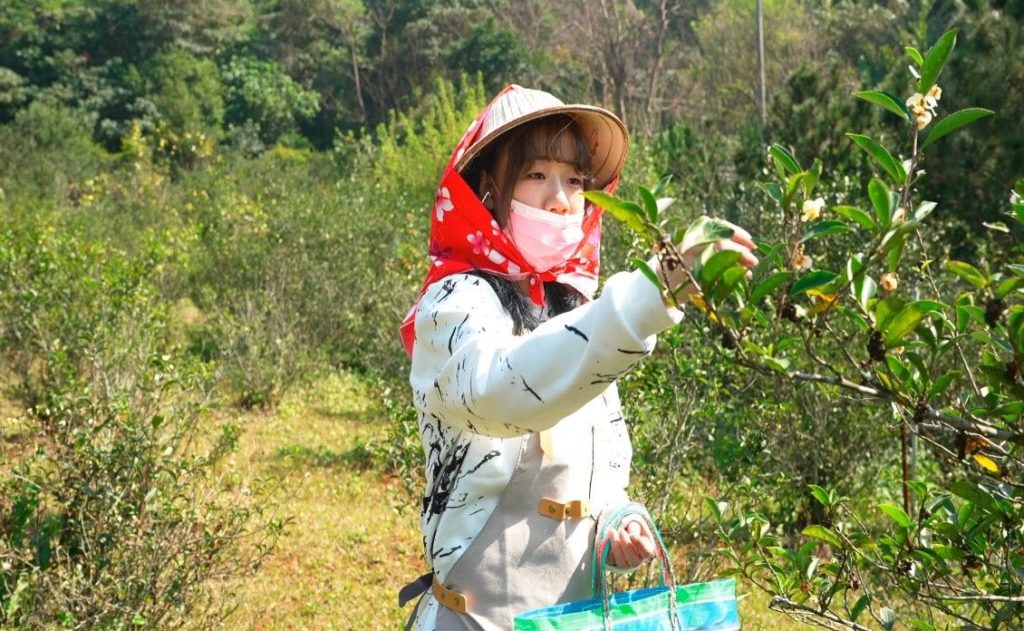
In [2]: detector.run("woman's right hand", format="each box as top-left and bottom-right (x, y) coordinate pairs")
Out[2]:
(653, 219), (758, 305)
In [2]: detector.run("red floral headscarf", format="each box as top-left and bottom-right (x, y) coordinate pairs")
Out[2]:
(400, 86), (621, 356)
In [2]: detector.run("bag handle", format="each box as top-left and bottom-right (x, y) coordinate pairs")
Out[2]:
(592, 503), (681, 631)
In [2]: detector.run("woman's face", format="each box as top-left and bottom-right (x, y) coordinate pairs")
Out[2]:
(511, 159), (587, 216)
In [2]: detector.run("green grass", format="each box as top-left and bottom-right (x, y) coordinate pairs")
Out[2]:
(212, 373), (426, 630)
(213, 372), (792, 630)
(1, 371), (792, 629)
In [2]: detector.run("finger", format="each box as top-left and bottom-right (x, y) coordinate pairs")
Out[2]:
(717, 239), (759, 268)
(619, 530), (641, 567)
(610, 529), (628, 568)
(633, 521), (657, 559)
(717, 219), (755, 249)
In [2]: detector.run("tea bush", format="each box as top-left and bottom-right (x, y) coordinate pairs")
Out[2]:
(595, 29), (1024, 630)
(0, 219), (275, 629)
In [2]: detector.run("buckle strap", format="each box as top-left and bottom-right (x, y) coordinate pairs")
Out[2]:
(432, 575), (468, 614)
(539, 497), (591, 520)
(398, 572), (433, 608)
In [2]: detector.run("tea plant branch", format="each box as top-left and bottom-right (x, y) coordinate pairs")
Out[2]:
(769, 596), (872, 631)
(730, 358), (1024, 444)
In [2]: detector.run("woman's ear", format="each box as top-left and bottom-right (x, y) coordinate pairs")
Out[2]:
(478, 171), (495, 209)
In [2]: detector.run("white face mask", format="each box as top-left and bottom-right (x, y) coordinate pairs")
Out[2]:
(507, 199), (585, 272)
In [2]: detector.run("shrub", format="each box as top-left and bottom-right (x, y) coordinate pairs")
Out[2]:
(0, 220), (275, 629)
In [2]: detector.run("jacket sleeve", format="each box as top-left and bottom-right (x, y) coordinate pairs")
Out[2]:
(410, 271), (683, 437)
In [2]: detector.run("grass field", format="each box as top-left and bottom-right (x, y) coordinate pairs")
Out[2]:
(213, 373), (789, 630)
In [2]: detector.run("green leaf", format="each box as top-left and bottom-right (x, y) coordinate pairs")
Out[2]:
(868, 178), (893, 227)
(997, 276), (1024, 299)
(908, 621), (936, 631)
(584, 191), (647, 234)
(700, 250), (742, 286)
(802, 159), (823, 195)
(921, 108), (995, 149)
(919, 29), (957, 94)
(764, 356), (792, 374)
(884, 303), (924, 346)
(632, 257), (661, 289)
(848, 134), (906, 185)
(855, 275), (877, 311)
(678, 216), (735, 253)
(855, 90), (910, 121)
(802, 525), (842, 548)
(750, 271), (793, 305)
(928, 372), (958, 399)
(769, 144), (801, 176)
(802, 220), (852, 242)
(886, 233), (907, 271)
(704, 496), (723, 521)
(878, 502), (914, 527)
(850, 594), (870, 622)
(790, 271), (838, 295)
(945, 260), (987, 288)
(876, 298), (907, 330)
(656, 197), (675, 213)
(808, 484), (831, 507)
(906, 46), (924, 66)
(638, 186), (659, 222)
(833, 205), (876, 231)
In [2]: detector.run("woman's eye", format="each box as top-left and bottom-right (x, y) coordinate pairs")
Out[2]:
(526, 171), (545, 180)
(567, 176), (584, 186)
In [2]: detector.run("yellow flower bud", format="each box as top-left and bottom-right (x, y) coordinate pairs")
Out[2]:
(927, 84), (942, 101)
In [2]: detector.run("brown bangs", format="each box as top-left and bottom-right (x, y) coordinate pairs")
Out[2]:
(518, 115), (593, 181)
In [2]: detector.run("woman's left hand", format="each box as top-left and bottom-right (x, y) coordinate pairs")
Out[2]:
(607, 514), (657, 569)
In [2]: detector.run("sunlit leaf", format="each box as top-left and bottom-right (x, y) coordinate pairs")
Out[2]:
(632, 257), (661, 290)
(769, 144), (801, 176)
(884, 303), (924, 346)
(918, 29), (957, 94)
(945, 260), (987, 288)
(678, 216), (735, 253)
(808, 484), (831, 508)
(906, 46), (924, 66)
(700, 250), (742, 286)
(802, 220), (851, 242)
(638, 186), (658, 222)
(868, 178), (892, 227)
(878, 502), (914, 528)
(584, 191), (647, 234)
(855, 275), (877, 311)
(802, 525), (841, 548)
(855, 90), (910, 121)
(921, 108), (995, 149)
(833, 205), (876, 231)
(875, 297), (906, 330)
(848, 134), (906, 184)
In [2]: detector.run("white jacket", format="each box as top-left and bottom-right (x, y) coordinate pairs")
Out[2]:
(408, 269), (681, 628)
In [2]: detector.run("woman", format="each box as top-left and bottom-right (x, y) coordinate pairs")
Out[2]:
(398, 85), (756, 630)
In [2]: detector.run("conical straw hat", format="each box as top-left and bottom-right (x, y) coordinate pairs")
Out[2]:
(455, 85), (628, 189)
